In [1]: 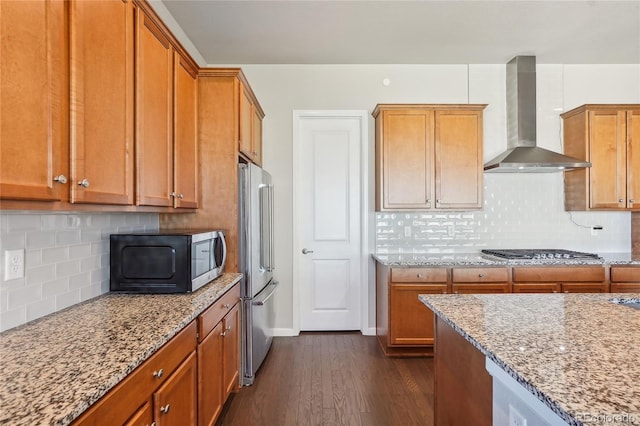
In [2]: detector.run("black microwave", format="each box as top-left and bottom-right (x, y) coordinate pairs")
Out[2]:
(110, 230), (226, 293)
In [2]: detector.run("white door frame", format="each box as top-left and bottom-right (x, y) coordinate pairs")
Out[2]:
(292, 110), (372, 335)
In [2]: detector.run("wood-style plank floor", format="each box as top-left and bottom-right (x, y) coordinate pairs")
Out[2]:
(217, 332), (434, 426)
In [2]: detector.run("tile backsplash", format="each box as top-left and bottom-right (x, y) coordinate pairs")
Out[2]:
(376, 173), (630, 254)
(0, 212), (158, 332)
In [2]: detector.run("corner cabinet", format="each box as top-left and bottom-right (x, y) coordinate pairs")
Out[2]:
(562, 104), (640, 211)
(373, 104), (486, 211)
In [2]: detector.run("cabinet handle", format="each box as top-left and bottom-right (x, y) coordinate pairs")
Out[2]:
(478, 273), (485, 278)
(222, 303), (231, 309)
(159, 404), (170, 414)
(619, 199), (624, 203)
(152, 369), (164, 378)
(77, 179), (90, 188)
(630, 199), (635, 203)
(177, 193), (184, 199)
(169, 192), (176, 198)
(221, 325), (232, 337)
(53, 175), (67, 184)
(417, 273), (423, 279)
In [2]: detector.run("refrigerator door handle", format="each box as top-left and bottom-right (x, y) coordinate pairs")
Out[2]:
(252, 281), (279, 306)
(268, 184), (275, 271)
(259, 184), (268, 271)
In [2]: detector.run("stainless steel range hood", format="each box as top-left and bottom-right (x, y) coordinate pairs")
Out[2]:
(483, 56), (591, 173)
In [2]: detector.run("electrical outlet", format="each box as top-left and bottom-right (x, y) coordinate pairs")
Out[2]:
(4, 249), (25, 281)
(509, 405), (527, 426)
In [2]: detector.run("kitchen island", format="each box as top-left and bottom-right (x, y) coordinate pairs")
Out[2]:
(420, 292), (640, 425)
(0, 273), (242, 426)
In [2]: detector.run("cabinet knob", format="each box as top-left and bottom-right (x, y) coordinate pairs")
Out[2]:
(77, 179), (90, 188)
(630, 199), (635, 203)
(159, 404), (170, 414)
(253, 151), (258, 156)
(152, 369), (164, 378)
(222, 303), (231, 309)
(53, 175), (67, 184)
(417, 273), (423, 279)
(169, 192), (176, 198)
(177, 193), (184, 199)
(478, 273), (485, 278)
(619, 199), (624, 203)
(221, 325), (231, 337)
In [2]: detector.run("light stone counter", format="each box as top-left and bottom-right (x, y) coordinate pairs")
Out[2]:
(373, 252), (640, 267)
(420, 292), (640, 425)
(0, 273), (242, 426)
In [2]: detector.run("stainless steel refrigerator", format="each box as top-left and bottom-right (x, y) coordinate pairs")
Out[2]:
(238, 162), (278, 386)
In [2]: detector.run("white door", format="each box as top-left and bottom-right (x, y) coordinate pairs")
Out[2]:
(294, 111), (365, 331)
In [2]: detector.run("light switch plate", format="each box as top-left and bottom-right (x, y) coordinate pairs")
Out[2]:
(4, 249), (25, 281)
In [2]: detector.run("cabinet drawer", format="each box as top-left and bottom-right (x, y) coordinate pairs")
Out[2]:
(512, 266), (605, 283)
(452, 283), (510, 294)
(73, 321), (197, 426)
(390, 267), (448, 283)
(512, 283), (562, 293)
(452, 267), (508, 283)
(610, 266), (640, 282)
(611, 283), (640, 293)
(198, 283), (240, 341)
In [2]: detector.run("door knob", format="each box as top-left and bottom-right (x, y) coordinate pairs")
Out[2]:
(302, 248), (314, 254)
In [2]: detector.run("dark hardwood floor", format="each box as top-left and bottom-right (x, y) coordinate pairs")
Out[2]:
(217, 332), (434, 426)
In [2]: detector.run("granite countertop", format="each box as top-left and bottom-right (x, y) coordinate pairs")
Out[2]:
(372, 252), (640, 267)
(0, 273), (242, 426)
(420, 292), (640, 425)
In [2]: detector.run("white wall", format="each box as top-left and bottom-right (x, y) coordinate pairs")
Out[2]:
(239, 63), (640, 334)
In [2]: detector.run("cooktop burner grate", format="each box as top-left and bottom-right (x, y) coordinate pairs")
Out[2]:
(481, 249), (601, 260)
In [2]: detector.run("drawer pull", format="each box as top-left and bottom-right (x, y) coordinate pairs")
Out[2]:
(160, 404), (170, 414)
(417, 273), (423, 279)
(222, 303), (231, 309)
(152, 369), (164, 378)
(478, 273), (485, 278)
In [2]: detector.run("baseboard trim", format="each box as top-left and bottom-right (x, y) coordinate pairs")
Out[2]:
(272, 328), (299, 337)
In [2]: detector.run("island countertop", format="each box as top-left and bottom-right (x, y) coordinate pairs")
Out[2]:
(420, 292), (640, 425)
(0, 273), (242, 426)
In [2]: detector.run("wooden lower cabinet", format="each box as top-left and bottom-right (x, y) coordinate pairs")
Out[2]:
(512, 266), (607, 293)
(197, 284), (240, 426)
(73, 322), (197, 426)
(610, 266), (640, 292)
(451, 267), (510, 294)
(434, 316), (491, 426)
(73, 283), (241, 426)
(376, 264), (448, 356)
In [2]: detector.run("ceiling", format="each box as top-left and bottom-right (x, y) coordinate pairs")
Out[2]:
(161, 0), (640, 65)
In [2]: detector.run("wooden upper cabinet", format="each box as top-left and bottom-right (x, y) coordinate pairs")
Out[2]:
(238, 82), (264, 165)
(0, 0), (68, 202)
(435, 109), (484, 209)
(173, 53), (198, 209)
(374, 104), (486, 211)
(69, 0), (134, 205)
(563, 104), (640, 211)
(136, 9), (173, 207)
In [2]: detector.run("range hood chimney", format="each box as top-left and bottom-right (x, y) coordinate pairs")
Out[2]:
(483, 56), (591, 173)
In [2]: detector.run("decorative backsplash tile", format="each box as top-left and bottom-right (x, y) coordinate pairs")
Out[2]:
(0, 212), (158, 332)
(376, 173), (630, 254)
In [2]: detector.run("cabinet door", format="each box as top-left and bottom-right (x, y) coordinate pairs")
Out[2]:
(560, 283), (608, 293)
(382, 110), (434, 209)
(452, 283), (511, 294)
(69, 0), (134, 205)
(222, 303), (240, 399)
(435, 110), (483, 209)
(154, 352), (197, 426)
(124, 401), (153, 426)
(389, 283), (446, 346)
(512, 283), (561, 293)
(627, 110), (640, 209)
(252, 106), (263, 165)
(197, 321), (224, 426)
(0, 0), (67, 201)
(239, 83), (253, 159)
(589, 110), (626, 209)
(136, 10), (173, 207)
(173, 53), (198, 209)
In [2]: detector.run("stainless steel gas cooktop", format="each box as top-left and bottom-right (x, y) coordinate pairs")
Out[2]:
(481, 249), (601, 260)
